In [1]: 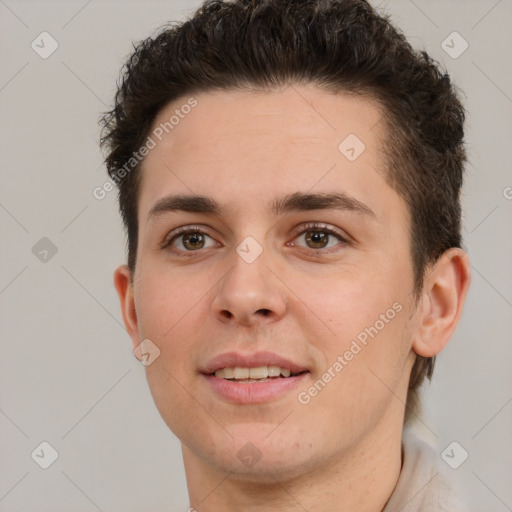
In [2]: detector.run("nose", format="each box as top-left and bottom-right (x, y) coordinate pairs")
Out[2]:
(211, 243), (287, 326)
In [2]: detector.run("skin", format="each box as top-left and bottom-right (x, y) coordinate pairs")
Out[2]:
(114, 85), (471, 512)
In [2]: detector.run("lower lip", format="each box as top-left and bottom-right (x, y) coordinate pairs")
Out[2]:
(202, 373), (309, 404)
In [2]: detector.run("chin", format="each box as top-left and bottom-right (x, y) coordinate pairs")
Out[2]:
(213, 449), (320, 485)
(187, 427), (326, 484)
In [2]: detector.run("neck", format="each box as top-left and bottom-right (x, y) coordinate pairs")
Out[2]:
(183, 411), (403, 512)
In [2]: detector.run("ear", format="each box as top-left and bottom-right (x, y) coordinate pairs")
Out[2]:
(412, 248), (471, 358)
(113, 264), (141, 352)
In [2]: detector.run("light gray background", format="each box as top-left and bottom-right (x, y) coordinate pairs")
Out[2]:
(1, 1), (511, 511)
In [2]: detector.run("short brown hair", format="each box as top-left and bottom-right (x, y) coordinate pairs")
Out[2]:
(100, 0), (466, 423)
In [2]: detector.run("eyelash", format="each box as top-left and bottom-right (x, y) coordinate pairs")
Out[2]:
(161, 222), (349, 255)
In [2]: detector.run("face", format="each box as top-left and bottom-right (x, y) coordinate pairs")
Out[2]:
(121, 86), (420, 481)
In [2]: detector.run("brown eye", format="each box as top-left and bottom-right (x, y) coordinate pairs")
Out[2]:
(292, 223), (348, 252)
(164, 227), (218, 253)
(182, 232), (205, 250)
(305, 231), (329, 249)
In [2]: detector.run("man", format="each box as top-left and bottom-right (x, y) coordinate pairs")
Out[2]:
(100, 0), (471, 510)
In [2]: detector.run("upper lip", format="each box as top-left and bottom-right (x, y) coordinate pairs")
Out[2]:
(200, 351), (309, 375)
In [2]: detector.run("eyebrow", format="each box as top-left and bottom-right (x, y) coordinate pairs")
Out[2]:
(147, 192), (377, 222)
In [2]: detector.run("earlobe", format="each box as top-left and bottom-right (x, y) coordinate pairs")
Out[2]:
(113, 264), (140, 351)
(412, 248), (471, 358)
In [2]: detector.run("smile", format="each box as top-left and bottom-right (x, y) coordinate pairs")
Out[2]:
(213, 365), (303, 381)
(200, 351), (310, 403)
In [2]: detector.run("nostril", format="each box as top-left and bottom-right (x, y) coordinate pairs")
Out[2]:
(257, 309), (271, 316)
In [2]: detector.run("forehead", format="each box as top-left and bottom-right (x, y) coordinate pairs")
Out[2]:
(145, 86), (384, 158)
(137, 86), (403, 225)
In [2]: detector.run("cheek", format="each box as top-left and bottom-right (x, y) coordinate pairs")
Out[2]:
(291, 265), (394, 349)
(135, 267), (198, 330)
(298, 306), (411, 442)
(144, 359), (214, 445)
(291, 266), (411, 404)
(134, 273), (211, 438)
(133, 271), (204, 371)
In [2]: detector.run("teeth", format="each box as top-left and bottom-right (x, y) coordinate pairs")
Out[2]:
(268, 365), (281, 377)
(234, 367), (250, 379)
(249, 366), (268, 379)
(214, 365), (296, 380)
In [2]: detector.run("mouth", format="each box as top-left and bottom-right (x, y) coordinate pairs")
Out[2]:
(211, 365), (308, 383)
(200, 352), (310, 403)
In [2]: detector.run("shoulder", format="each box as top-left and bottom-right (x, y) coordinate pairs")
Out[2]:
(382, 431), (470, 512)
